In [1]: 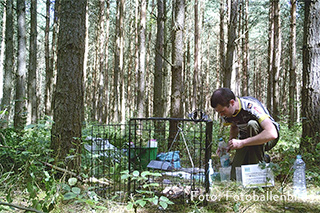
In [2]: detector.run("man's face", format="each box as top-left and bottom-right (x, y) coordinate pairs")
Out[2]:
(214, 102), (234, 118)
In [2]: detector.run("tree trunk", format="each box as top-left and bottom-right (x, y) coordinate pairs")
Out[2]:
(97, 0), (106, 123)
(301, 0), (320, 153)
(14, 0), (27, 130)
(153, 0), (166, 143)
(223, 0), (238, 88)
(163, 1), (169, 117)
(289, 0), (297, 128)
(267, 0), (274, 113)
(120, 0), (126, 123)
(44, 0), (51, 116)
(113, 0), (124, 122)
(171, 0), (185, 119)
(83, 3), (89, 124)
(170, 0), (184, 119)
(192, 0), (199, 111)
(91, 37), (98, 121)
(134, 0), (139, 117)
(272, 0), (281, 121)
(0, 5), (5, 100)
(137, 0), (146, 118)
(1, 0), (14, 127)
(51, 0), (87, 172)
(28, 0), (38, 124)
(46, 0), (60, 116)
(219, 0), (225, 88)
(153, 0), (165, 118)
(241, 0), (249, 96)
(103, 0), (110, 123)
(169, 0), (185, 148)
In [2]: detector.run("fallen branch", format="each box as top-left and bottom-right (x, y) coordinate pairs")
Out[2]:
(42, 162), (111, 185)
(42, 161), (82, 181)
(84, 176), (111, 185)
(0, 201), (44, 213)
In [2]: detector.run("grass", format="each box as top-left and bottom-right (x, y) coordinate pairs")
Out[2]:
(1, 121), (319, 212)
(143, 182), (320, 213)
(4, 178), (319, 213)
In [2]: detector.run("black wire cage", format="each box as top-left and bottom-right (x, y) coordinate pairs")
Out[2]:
(87, 123), (129, 200)
(88, 117), (213, 201)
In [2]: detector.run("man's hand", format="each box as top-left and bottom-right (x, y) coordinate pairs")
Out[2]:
(227, 139), (244, 151)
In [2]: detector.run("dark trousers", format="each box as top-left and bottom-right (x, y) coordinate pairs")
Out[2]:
(230, 120), (278, 180)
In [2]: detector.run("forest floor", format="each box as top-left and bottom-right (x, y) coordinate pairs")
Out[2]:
(1, 181), (319, 213)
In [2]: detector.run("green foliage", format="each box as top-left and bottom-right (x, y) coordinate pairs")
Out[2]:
(0, 117), (60, 212)
(1, 118), (319, 212)
(0, 117), (53, 185)
(121, 170), (174, 210)
(273, 121), (301, 154)
(270, 122), (320, 184)
(61, 177), (107, 210)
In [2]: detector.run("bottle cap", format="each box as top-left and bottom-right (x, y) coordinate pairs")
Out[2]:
(297, 155), (302, 159)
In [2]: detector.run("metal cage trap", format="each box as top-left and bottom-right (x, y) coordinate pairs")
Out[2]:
(87, 117), (213, 201)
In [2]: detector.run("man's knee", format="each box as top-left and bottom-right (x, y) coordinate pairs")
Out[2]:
(247, 120), (261, 136)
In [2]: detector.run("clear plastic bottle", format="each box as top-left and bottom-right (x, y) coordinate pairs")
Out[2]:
(208, 159), (214, 185)
(293, 155), (307, 198)
(218, 138), (230, 167)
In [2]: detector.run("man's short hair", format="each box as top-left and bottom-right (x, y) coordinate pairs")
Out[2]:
(210, 88), (235, 108)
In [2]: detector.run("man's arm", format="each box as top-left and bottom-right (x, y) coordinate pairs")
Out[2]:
(228, 118), (278, 150)
(217, 124), (238, 156)
(229, 124), (238, 140)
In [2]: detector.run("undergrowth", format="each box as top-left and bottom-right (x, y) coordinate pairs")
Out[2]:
(0, 118), (319, 212)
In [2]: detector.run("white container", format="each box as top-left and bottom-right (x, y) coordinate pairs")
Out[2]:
(147, 139), (158, 147)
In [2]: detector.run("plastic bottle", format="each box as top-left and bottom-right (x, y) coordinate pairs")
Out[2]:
(208, 159), (214, 185)
(218, 138), (230, 167)
(293, 155), (307, 198)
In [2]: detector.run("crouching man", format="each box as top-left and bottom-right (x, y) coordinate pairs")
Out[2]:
(210, 88), (280, 180)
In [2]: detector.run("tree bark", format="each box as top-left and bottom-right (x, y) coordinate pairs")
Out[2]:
(14, 0), (27, 130)
(169, 0), (185, 149)
(51, 0), (87, 172)
(192, 0), (199, 111)
(137, 0), (146, 118)
(97, 0), (106, 123)
(301, 0), (320, 152)
(103, 0), (110, 123)
(272, 0), (281, 121)
(171, 0), (185, 119)
(28, 0), (38, 124)
(44, 0), (51, 116)
(153, 0), (165, 118)
(45, 0), (60, 116)
(120, 0), (127, 123)
(267, 0), (274, 113)
(112, 0), (124, 122)
(241, 0), (249, 96)
(1, 0), (14, 127)
(218, 0), (225, 88)
(0, 5), (5, 100)
(289, 0), (297, 128)
(223, 0), (238, 88)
